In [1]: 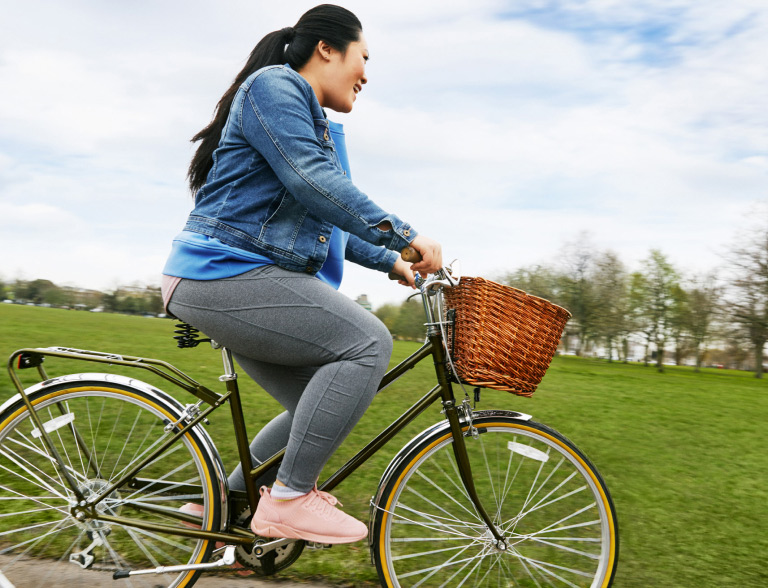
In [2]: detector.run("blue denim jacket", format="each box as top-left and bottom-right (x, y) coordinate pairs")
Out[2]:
(184, 64), (417, 275)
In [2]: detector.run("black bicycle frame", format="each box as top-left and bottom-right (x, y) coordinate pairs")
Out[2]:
(7, 325), (505, 546)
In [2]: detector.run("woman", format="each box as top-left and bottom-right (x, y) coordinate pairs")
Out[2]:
(162, 4), (442, 545)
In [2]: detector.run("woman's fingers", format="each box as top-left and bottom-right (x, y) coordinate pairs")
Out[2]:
(409, 235), (443, 276)
(391, 256), (417, 288)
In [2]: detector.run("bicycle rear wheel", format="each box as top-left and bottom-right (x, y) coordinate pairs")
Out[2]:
(0, 377), (222, 588)
(371, 412), (618, 587)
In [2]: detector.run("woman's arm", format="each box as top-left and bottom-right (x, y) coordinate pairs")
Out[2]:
(241, 67), (416, 252)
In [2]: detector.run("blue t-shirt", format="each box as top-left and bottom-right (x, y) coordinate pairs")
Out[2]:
(163, 121), (351, 290)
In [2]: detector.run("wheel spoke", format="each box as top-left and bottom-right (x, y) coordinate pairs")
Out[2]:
(413, 468), (479, 521)
(477, 436), (500, 516)
(5, 432), (91, 490)
(0, 447), (70, 500)
(515, 553), (593, 584)
(391, 502), (484, 539)
(109, 407), (146, 481)
(406, 483), (479, 527)
(0, 517), (79, 554)
(414, 540), (478, 588)
(397, 550), (492, 580)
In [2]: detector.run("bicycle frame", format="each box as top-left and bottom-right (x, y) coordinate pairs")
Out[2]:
(6, 292), (506, 549)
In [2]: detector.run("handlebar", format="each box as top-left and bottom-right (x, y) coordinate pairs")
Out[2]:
(388, 247), (461, 291)
(388, 247), (423, 282)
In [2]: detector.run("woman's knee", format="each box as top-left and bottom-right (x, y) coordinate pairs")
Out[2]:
(364, 316), (393, 369)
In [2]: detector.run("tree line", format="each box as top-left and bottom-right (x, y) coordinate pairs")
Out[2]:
(1, 278), (164, 316)
(376, 220), (768, 379)
(5, 215), (768, 378)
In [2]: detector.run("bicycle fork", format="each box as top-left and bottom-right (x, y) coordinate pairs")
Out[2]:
(429, 331), (508, 551)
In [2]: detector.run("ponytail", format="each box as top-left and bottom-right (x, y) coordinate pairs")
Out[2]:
(187, 4), (362, 193)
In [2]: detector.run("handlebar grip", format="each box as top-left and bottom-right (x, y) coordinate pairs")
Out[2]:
(389, 247), (423, 281)
(401, 246), (422, 263)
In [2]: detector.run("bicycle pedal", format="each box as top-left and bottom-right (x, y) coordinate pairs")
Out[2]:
(306, 541), (332, 550)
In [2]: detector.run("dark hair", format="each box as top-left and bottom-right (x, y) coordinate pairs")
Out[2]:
(187, 4), (363, 193)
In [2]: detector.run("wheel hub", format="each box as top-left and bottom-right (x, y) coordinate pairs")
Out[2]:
(70, 479), (122, 532)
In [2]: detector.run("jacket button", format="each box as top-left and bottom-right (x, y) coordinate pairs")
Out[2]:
(318, 235), (327, 243)
(324, 130), (330, 141)
(403, 229), (411, 237)
(306, 266), (314, 272)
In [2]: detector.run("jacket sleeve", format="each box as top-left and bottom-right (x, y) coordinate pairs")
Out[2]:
(344, 234), (399, 272)
(241, 68), (417, 252)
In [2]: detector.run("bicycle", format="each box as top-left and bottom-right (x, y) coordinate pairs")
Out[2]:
(0, 261), (618, 587)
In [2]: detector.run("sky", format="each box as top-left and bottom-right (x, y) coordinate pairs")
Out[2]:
(1, 0), (766, 309)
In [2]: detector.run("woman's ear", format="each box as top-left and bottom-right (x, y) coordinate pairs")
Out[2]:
(316, 40), (333, 62)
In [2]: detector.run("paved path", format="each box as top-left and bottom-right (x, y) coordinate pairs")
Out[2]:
(0, 554), (334, 588)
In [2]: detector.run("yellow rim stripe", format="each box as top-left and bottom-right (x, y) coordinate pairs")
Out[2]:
(378, 421), (616, 588)
(1, 385), (215, 584)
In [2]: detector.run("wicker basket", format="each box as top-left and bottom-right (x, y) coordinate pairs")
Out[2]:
(442, 277), (571, 397)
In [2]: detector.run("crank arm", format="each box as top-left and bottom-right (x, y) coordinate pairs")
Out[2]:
(113, 545), (236, 579)
(253, 537), (296, 557)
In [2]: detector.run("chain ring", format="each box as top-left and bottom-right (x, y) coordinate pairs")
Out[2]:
(231, 507), (304, 576)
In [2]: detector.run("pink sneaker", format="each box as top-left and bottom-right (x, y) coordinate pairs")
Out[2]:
(178, 503), (254, 576)
(251, 486), (368, 544)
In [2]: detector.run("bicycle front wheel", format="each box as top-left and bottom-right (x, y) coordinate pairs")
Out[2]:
(0, 377), (222, 588)
(372, 412), (618, 587)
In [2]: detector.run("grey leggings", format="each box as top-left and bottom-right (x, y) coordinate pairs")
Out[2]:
(167, 265), (393, 493)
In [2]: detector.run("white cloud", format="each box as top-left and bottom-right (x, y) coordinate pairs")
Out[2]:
(1, 0), (766, 310)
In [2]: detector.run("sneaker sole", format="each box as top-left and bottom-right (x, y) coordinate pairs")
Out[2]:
(251, 521), (367, 544)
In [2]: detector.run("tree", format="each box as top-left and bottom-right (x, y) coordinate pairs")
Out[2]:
(727, 217), (768, 378)
(640, 250), (680, 372)
(374, 299), (426, 341)
(391, 299), (427, 341)
(144, 286), (164, 315)
(668, 284), (691, 365)
(592, 251), (630, 362)
(501, 264), (563, 305)
(374, 303), (400, 332)
(686, 273), (721, 372)
(14, 279), (57, 304)
(558, 233), (600, 356)
(628, 271), (653, 365)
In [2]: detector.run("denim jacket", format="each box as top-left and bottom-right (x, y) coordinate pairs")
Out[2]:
(184, 64), (417, 275)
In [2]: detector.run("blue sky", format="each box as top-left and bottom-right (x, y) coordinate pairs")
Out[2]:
(1, 0), (766, 309)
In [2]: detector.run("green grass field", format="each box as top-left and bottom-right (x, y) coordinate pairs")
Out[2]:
(1, 304), (766, 587)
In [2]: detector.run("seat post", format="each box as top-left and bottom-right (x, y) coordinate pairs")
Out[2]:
(219, 346), (236, 380)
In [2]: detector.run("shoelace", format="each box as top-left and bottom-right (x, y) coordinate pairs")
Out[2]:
(312, 486), (342, 507)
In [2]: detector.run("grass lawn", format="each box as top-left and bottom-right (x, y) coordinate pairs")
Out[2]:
(1, 304), (767, 587)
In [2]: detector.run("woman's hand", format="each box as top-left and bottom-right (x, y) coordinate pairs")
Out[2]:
(408, 235), (443, 277)
(391, 256), (417, 288)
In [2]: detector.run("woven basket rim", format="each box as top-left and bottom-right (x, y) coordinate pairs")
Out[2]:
(456, 276), (571, 319)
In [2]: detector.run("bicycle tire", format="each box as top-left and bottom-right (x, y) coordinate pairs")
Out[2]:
(0, 375), (223, 588)
(371, 411), (618, 587)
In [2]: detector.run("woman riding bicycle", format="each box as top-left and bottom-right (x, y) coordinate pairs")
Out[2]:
(161, 4), (442, 545)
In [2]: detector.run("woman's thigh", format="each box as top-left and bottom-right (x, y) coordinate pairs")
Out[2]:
(167, 265), (392, 368)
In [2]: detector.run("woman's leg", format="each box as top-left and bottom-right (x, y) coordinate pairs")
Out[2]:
(225, 361), (318, 492)
(167, 265), (392, 492)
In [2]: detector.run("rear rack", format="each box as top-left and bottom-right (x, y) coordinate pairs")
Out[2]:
(7, 346), (222, 407)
